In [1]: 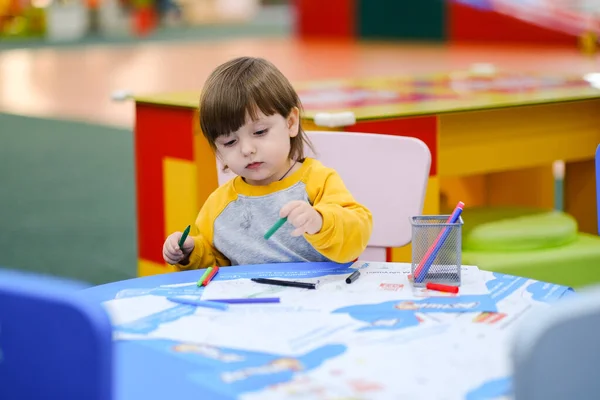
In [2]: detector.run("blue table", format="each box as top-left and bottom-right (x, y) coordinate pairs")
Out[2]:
(83, 261), (573, 400)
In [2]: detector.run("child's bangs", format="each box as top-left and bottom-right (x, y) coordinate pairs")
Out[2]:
(245, 84), (284, 123)
(202, 81), (282, 143)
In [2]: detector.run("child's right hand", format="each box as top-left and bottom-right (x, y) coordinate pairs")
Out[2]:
(163, 232), (195, 265)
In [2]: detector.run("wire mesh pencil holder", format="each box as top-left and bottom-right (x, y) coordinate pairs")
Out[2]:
(411, 215), (463, 287)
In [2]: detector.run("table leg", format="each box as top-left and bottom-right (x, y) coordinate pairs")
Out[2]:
(566, 159), (597, 235)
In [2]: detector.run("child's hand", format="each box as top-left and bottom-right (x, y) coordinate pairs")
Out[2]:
(163, 232), (195, 265)
(280, 200), (323, 237)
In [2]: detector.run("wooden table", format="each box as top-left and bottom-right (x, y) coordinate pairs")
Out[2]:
(132, 70), (600, 276)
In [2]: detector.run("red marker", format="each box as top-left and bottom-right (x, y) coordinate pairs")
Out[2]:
(202, 266), (219, 286)
(426, 282), (459, 294)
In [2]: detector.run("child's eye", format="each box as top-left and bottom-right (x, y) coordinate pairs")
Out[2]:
(223, 139), (236, 147)
(254, 129), (268, 136)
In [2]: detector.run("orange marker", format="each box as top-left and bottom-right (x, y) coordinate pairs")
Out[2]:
(426, 282), (459, 294)
(202, 266), (219, 286)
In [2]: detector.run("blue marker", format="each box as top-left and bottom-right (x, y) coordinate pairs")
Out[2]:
(167, 297), (229, 311)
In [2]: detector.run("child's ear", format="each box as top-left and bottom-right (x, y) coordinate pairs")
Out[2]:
(288, 107), (300, 138)
(215, 152), (229, 171)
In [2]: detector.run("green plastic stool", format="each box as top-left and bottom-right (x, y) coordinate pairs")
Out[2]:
(461, 207), (600, 288)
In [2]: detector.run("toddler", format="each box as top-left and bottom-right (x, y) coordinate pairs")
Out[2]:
(162, 57), (372, 269)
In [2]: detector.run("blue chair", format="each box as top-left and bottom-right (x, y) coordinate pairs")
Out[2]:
(0, 268), (113, 400)
(512, 287), (600, 400)
(596, 144), (600, 235)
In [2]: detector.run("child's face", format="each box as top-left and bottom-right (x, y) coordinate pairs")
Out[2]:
(215, 108), (299, 185)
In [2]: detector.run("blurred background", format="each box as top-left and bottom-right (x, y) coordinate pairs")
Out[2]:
(1, 0), (599, 286)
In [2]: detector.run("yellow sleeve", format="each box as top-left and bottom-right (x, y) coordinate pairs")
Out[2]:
(175, 187), (233, 271)
(304, 165), (373, 263)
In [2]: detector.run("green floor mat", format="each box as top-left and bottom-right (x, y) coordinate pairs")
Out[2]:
(0, 113), (137, 285)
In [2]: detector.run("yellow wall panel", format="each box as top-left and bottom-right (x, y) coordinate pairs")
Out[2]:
(163, 157), (198, 237)
(139, 259), (176, 276)
(439, 100), (600, 177)
(193, 109), (220, 210)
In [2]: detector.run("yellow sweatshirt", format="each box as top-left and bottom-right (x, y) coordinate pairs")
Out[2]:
(176, 158), (372, 270)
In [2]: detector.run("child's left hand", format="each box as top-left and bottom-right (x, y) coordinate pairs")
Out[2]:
(280, 200), (323, 236)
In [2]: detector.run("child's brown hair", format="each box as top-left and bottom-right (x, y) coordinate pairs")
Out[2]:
(199, 57), (313, 161)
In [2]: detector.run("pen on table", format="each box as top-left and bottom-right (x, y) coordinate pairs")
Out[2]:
(197, 267), (213, 287)
(178, 225), (191, 248)
(167, 297), (229, 311)
(345, 270), (361, 284)
(264, 217), (287, 240)
(251, 277), (317, 290)
(202, 265), (219, 286)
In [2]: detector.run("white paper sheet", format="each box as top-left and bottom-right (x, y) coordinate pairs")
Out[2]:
(104, 262), (569, 400)
(102, 294), (177, 325)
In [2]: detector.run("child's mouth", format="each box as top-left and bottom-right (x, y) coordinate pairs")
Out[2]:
(246, 162), (263, 170)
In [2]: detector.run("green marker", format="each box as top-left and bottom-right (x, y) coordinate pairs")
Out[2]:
(197, 267), (213, 287)
(178, 225), (191, 249)
(264, 217), (287, 240)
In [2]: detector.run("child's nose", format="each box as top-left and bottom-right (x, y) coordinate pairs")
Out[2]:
(240, 139), (256, 156)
